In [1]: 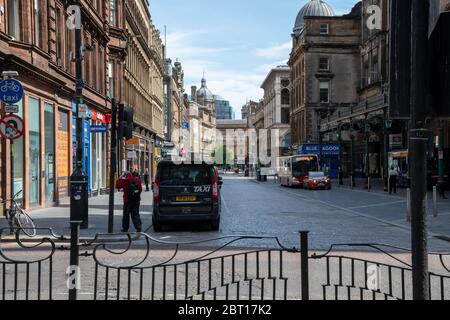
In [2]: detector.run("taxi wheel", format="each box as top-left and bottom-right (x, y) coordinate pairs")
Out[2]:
(211, 217), (220, 231)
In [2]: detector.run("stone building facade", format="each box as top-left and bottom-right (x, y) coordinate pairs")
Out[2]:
(187, 78), (216, 162)
(260, 66), (291, 157)
(289, 1), (361, 151)
(123, 0), (164, 179)
(0, 0), (128, 208)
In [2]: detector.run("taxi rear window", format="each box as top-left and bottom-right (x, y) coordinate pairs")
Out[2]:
(160, 165), (211, 186)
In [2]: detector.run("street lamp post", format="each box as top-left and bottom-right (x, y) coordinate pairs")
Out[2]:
(410, 0), (430, 300)
(337, 124), (343, 186)
(384, 111), (391, 192)
(350, 123), (356, 188)
(365, 118), (370, 187)
(70, 5), (89, 229)
(437, 125), (445, 196)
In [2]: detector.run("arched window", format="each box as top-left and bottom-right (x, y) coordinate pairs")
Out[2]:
(281, 88), (290, 105)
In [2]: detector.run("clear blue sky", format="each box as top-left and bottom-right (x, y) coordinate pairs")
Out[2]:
(150, 0), (358, 117)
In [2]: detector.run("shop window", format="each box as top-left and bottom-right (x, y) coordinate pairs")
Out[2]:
(57, 110), (70, 198)
(29, 97), (41, 207)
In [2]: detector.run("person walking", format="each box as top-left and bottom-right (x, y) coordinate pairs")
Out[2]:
(143, 170), (150, 192)
(388, 165), (399, 195)
(116, 172), (143, 233)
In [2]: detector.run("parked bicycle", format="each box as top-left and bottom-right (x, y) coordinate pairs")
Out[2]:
(1, 190), (36, 237)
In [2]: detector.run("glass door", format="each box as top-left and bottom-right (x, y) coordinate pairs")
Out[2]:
(29, 97), (41, 206)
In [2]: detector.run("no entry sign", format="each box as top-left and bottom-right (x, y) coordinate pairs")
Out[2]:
(0, 114), (24, 140)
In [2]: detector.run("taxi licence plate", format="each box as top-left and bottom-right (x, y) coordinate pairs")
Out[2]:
(176, 196), (197, 202)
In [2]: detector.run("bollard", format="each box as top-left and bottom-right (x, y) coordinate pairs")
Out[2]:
(367, 177), (371, 192)
(406, 188), (411, 222)
(68, 221), (82, 301)
(300, 231), (309, 301)
(433, 186), (438, 218)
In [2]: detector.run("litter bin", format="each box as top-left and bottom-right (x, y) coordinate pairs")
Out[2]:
(256, 169), (261, 181)
(70, 166), (89, 229)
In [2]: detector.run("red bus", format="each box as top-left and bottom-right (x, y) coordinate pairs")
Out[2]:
(277, 155), (320, 187)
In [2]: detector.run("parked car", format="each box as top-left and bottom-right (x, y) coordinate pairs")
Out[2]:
(303, 172), (332, 190)
(152, 161), (223, 232)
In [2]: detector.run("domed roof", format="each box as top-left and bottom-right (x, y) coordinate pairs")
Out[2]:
(293, 0), (336, 34)
(197, 78), (214, 101)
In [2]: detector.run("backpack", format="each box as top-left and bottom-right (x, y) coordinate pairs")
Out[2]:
(128, 178), (141, 202)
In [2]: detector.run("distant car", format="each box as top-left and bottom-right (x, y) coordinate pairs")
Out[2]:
(152, 161), (223, 232)
(303, 172), (332, 190)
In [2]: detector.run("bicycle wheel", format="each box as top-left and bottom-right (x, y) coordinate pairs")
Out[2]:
(16, 209), (36, 237)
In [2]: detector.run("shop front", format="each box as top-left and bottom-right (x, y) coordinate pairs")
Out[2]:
(125, 134), (153, 177)
(1, 90), (73, 210)
(90, 110), (108, 197)
(298, 144), (340, 178)
(72, 102), (91, 194)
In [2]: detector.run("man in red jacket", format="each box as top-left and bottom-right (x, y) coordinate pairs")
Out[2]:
(116, 172), (143, 233)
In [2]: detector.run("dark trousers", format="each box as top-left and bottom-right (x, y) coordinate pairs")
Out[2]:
(122, 201), (142, 231)
(389, 176), (397, 194)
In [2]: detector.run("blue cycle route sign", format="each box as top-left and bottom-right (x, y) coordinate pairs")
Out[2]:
(0, 79), (24, 105)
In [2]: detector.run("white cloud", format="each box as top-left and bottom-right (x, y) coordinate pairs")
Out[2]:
(165, 30), (266, 117)
(254, 41), (291, 59)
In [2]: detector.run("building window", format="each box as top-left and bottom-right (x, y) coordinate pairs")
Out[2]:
(320, 24), (329, 35)
(108, 61), (115, 99)
(281, 88), (290, 105)
(319, 57), (330, 72)
(109, 0), (117, 26)
(55, 6), (63, 64)
(319, 81), (330, 103)
(281, 107), (290, 124)
(7, 0), (21, 40)
(33, 0), (41, 47)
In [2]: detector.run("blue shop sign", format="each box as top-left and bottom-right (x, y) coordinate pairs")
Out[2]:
(90, 125), (108, 133)
(299, 144), (340, 156)
(0, 79), (24, 105)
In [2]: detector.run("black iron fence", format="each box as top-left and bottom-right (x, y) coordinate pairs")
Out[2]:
(0, 224), (449, 300)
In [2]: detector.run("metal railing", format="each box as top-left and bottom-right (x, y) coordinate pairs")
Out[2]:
(0, 225), (449, 300)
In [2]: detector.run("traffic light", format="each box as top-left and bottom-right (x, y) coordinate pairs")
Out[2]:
(118, 104), (134, 140)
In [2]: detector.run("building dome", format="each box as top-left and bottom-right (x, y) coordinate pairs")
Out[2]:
(197, 78), (214, 101)
(293, 0), (335, 34)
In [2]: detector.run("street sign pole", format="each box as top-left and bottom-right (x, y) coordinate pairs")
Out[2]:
(108, 99), (117, 233)
(410, 0), (430, 300)
(10, 140), (13, 209)
(70, 6), (89, 229)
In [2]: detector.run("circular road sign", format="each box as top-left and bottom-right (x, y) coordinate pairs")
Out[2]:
(0, 114), (24, 140)
(0, 79), (24, 105)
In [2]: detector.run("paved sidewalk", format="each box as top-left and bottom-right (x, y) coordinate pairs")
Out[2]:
(334, 178), (450, 240)
(0, 190), (155, 239)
